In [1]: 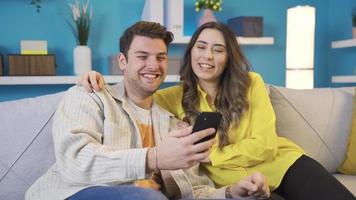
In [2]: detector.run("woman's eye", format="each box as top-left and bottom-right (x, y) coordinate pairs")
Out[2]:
(213, 48), (224, 53)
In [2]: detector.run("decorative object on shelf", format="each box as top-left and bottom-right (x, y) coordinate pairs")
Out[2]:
(20, 40), (48, 55)
(141, 0), (164, 25)
(165, 0), (184, 37)
(286, 5), (315, 89)
(8, 54), (56, 76)
(228, 16), (263, 37)
(73, 46), (92, 75)
(0, 54), (3, 76)
(109, 55), (122, 75)
(352, 8), (356, 38)
(167, 57), (182, 75)
(30, 0), (42, 13)
(68, 0), (93, 75)
(195, 0), (222, 26)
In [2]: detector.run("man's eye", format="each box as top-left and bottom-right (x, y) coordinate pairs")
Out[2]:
(137, 56), (147, 60)
(157, 56), (167, 61)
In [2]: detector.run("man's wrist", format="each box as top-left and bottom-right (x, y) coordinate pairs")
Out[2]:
(225, 185), (233, 198)
(146, 148), (155, 173)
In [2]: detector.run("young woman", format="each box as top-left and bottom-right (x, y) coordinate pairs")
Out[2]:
(80, 22), (355, 200)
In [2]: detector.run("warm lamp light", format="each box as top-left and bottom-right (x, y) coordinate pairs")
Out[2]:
(286, 5), (316, 89)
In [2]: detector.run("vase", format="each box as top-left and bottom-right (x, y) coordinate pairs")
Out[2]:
(198, 9), (217, 27)
(73, 45), (92, 75)
(353, 27), (356, 39)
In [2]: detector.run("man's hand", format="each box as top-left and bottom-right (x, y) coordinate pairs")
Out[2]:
(230, 172), (270, 199)
(77, 70), (105, 92)
(148, 126), (216, 171)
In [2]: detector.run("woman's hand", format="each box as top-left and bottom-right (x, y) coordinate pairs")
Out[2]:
(230, 172), (270, 199)
(77, 70), (105, 92)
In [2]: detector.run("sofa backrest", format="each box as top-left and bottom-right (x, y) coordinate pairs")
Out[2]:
(1, 86), (354, 199)
(0, 92), (64, 200)
(269, 86), (355, 173)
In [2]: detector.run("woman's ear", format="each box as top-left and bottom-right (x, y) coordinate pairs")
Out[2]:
(118, 53), (127, 71)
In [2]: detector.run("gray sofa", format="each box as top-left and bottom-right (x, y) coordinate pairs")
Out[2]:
(0, 85), (355, 200)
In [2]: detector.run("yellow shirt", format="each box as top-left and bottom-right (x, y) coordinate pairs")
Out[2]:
(153, 72), (304, 190)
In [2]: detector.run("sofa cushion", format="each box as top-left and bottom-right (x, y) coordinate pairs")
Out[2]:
(269, 86), (354, 173)
(0, 169), (29, 200)
(338, 88), (356, 175)
(334, 174), (356, 196)
(0, 92), (64, 198)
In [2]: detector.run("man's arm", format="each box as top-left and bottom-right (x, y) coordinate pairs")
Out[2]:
(53, 86), (149, 185)
(54, 87), (217, 185)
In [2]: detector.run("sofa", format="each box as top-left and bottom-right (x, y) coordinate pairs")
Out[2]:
(0, 85), (355, 200)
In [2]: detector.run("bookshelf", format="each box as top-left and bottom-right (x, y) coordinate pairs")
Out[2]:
(331, 75), (356, 83)
(173, 36), (274, 45)
(331, 38), (356, 48)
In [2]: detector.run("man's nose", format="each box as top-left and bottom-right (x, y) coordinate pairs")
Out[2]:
(146, 57), (159, 69)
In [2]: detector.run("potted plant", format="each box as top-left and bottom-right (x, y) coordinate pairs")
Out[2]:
(68, 0), (93, 75)
(195, 0), (223, 26)
(30, 0), (42, 13)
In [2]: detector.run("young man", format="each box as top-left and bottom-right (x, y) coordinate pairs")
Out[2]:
(26, 21), (270, 200)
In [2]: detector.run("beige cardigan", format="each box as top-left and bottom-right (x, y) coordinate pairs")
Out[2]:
(25, 82), (226, 200)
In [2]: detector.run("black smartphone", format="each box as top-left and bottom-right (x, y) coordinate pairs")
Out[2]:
(192, 112), (222, 144)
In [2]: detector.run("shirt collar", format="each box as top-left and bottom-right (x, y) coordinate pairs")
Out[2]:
(197, 83), (208, 99)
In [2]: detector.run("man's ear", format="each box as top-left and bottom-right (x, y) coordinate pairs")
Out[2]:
(118, 53), (127, 71)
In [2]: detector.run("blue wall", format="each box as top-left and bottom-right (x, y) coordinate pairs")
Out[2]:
(0, 0), (356, 101)
(329, 0), (356, 87)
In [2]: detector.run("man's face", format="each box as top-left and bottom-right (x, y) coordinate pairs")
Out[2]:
(119, 35), (168, 98)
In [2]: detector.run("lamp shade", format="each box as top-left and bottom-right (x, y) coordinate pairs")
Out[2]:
(286, 5), (316, 89)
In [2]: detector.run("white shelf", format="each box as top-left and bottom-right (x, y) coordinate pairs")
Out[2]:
(0, 75), (180, 85)
(331, 75), (356, 83)
(238, 37), (274, 45)
(331, 38), (356, 48)
(172, 36), (274, 45)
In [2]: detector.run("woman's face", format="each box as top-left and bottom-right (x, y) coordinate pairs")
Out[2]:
(191, 28), (227, 84)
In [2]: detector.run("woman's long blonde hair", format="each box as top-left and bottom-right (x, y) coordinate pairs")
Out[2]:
(180, 22), (251, 149)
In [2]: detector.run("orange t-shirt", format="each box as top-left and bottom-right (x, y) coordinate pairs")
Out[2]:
(134, 123), (161, 190)
(127, 99), (162, 190)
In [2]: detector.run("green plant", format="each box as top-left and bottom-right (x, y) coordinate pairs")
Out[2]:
(30, 0), (42, 13)
(195, 0), (223, 12)
(68, 0), (93, 46)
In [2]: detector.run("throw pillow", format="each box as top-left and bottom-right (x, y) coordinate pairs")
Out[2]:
(269, 86), (354, 173)
(338, 88), (356, 175)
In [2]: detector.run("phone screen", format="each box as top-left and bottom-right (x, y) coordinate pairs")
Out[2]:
(192, 112), (222, 144)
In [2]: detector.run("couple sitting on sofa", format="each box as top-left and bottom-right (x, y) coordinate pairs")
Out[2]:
(26, 21), (354, 200)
